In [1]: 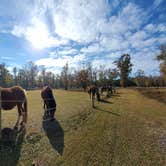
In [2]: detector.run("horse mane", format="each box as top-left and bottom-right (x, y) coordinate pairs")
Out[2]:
(23, 89), (27, 96)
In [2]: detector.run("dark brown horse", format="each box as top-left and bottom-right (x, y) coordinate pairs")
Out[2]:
(0, 86), (28, 130)
(100, 85), (116, 97)
(87, 85), (100, 108)
(41, 86), (56, 120)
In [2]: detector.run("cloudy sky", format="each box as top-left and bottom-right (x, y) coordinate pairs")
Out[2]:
(0, 0), (166, 75)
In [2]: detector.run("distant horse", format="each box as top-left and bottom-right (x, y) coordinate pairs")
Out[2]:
(87, 85), (100, 108)
(100, 85), (116, 97)
(0, 86), (28, 130)
(41, 86), (56, 120)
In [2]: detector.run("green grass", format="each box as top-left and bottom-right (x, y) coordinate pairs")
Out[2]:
(0, 88), (166, 166)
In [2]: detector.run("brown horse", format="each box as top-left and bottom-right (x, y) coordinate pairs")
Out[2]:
(87, 85), (100, 108)
(0, 86), (28, 130)
(41, 86), (56, 120)
(100, 85), (116, 97)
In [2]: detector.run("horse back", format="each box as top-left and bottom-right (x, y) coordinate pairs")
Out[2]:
(1, 86), (26, 110)
(41, 86), (56, 107)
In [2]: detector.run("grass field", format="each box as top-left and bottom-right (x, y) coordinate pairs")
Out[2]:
(0, 88), (166, 166)
(138, 88), (166, 104)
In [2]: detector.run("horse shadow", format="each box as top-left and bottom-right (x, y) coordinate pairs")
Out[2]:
(42, 118), (64, 155)
(0, 127), (25, 166)
(100, 99), (113, 104)
(112, 94), (121, 97)
(96, 107), (120, 117)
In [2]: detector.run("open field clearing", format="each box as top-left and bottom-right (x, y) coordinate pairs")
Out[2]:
(0, 88), (166, 166)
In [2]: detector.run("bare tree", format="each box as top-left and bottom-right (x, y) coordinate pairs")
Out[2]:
(61, 63), (69, 90)
(76, 69), (89, 91)
(0, 64), (13, 87)
(106, 68), (119, 85)
(134, 70), (146, 87)
(114, 54), (133, 87)
(157, 45), (166, 81)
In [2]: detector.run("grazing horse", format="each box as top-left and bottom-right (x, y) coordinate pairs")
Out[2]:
(0, 86), (28, 130)
(100, 85), (115, 97)
(87, 85), (100, 108)
(41, 86), (56, 120)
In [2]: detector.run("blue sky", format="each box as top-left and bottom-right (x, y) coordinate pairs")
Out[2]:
(0, 0), (166, 75)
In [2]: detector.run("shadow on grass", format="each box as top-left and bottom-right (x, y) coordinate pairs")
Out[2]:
(95, 107), (120, 117)
(100, 99), (113, 104)
(100, 93), (121, 100)
(112, 94), (121, 97)
(0, 128), (25, 166)
(42, 118), (64, 155)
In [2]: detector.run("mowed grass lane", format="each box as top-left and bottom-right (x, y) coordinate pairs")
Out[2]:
(1, 88), (166, 166)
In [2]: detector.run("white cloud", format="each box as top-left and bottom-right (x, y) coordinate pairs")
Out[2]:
(35, 57), (67, 68)
(1, 56), (14, 60)
(157, 24), (166, 32)
(97, 3), (147, 52)
(130, 31), (148, 41)
(35, 53), (86, 72)
(100, 35), (130, 51)
(157, 34), (166, 44)
(91, 58), (116, 69)
(12, 17), (68, 49)
(144, 23), (166, 33)
(153, 0), (164, 8)
(58, 48), (78, 55)
(53, 0), (109, 43)
(128, 31), (150, 49)
(131, 51), (160, 75)
(98, 3), (145, 35)
(10, 0), (109, 47)
(1, 0), (165, 75)
(80, 43), (104, 53)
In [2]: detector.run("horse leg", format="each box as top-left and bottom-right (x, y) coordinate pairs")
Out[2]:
(43, 101), (47, 110)
(14, 105), (22, 130)
(43, 102), (47, 117)
(92, 96), (94, 108)
(20, 99), (28, 127)
(23, 99), (28, 123)
(17, 109), (26, 132)
(88, 91), (91, 99)
(50, 108), (55, 121)
(46, 103), (51, 117)
(19, 105), (25, 126)
(107, 90), (110, 97)
(43, 101), (51, 119)
(114, 88), (116, 94)
(92, 92), (95, 108)
(100, 90), (104, 99)
(96, 92), (100, 103)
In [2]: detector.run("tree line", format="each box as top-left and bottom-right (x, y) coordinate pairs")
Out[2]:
(0, 45), (166, 89)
